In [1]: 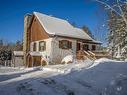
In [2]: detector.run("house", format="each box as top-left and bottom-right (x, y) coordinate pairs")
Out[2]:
(12, 51), (24, 67)
(23, 12), (102, 67)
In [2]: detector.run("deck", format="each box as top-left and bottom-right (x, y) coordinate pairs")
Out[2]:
(76, 50), (111, 60)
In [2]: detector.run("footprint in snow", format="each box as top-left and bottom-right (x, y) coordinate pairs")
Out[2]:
(40, 78), (75, 95)
(16, 82), (35, 95)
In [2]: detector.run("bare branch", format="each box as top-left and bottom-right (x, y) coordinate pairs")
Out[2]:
(95, 0), (127, 29)
(116, 0), (127, 26)
(94, 0), (122, 16)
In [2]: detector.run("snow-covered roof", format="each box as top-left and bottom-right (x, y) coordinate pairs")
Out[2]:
(91, 39), (102, 44)
(30, 51), (47, 57)
(13, 51), (23, 56)
(30, 52), (42, 56)
(33, 12), (94, 41)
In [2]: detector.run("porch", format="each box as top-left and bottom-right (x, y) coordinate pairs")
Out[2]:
(26, 52), (48, 67)
(76, 41), (111, 60)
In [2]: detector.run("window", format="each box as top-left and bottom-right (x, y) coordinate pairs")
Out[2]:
(92, 45), (96, 51)
(83, 44), (89, 51)
(39, 41), (46, 51)
(59, 40), (72, 49)
(33, 42), (37, 51)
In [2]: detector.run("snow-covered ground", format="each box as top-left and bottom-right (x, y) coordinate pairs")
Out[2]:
(0, 58), (127, 95)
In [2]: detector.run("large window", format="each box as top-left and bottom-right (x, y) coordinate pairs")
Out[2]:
(83, 44), (89, 51)
(59, 40), (72, 49)
(39, 41), (46, 51)
(33, 42), (37, 51)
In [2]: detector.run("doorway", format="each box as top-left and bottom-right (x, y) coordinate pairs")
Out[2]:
(76, 42), (81, 51)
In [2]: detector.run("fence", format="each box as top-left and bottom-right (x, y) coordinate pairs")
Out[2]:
(0, 60), (13, 67)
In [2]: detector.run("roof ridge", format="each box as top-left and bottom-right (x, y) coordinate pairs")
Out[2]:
(32, 12), (100, 42)
(33, 12), (68, 23)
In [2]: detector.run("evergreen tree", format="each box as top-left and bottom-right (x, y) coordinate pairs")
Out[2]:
(15, 40), (23, 51)
(0, 39), (3, 46)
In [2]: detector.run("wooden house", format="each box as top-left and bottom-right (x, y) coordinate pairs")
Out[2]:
(23, 12), (106, 67)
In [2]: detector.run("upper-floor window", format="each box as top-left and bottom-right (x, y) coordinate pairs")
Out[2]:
(33, 42), (37, 51)
(92, 45), (96, 51)
(59, 40), (72, 49)
(39, 41), (46, 51)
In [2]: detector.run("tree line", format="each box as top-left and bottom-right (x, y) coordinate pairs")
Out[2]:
(0, 39), (23, 65)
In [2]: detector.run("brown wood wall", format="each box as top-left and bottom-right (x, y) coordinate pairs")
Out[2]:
(30, 16), (49, 42)
(33, 56), (41, 66)
(26, 16), (49, 67)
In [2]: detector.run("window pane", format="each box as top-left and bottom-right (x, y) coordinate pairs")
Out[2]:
(59, 40), (72, 49)
(83, 44), (89, 51)
(40, 42), (44, 46)
(39, 41), (46, 51)
(33, 43), (36, 51)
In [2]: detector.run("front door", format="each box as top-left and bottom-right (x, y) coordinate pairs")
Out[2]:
(76, 42), (81, 51)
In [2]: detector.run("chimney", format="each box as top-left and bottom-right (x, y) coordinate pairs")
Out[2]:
(23, 14), (32, 66)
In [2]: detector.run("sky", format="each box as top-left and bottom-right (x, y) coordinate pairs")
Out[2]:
(0, 0), (107, 43)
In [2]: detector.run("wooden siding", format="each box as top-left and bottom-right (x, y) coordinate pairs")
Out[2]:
(30, 16), (49, 42)
(33, 56), (41, 66)
(25, 15), (49, 67)
(76, 50), (111, 60)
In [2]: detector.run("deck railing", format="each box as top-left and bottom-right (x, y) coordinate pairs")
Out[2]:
(76, 50), (111, 60)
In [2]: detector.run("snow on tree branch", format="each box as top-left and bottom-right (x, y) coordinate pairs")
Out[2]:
(95, 0), (127, 27)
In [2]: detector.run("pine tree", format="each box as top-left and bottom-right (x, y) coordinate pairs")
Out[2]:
(15, 40), (23, 51)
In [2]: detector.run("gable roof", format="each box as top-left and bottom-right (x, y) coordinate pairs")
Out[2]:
(33, 12), (94, 41)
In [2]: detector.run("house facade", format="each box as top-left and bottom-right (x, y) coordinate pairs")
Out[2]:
(23, 12), (101, 67)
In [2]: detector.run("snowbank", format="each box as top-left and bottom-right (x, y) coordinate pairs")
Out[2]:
(61, 55), (73, 64)
(94, 58), (114, 63)
(125, 59), (127, 62)
(89, 58), (125, 68)
(44, 58), (93, 74)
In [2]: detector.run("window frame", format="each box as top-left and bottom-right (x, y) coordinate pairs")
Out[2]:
(83, 44), (89, 51)
(91, 45), (96, 51)
(59, 40), (72, 49)
(39, 41), (46, 51)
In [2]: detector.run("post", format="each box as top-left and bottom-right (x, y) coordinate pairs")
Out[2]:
(32, 56), (34, 67)
(80, 42), (83, 51)
(5, 60), (6, 67)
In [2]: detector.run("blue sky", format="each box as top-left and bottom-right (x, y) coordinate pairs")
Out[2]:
(0, 0), (107, 43)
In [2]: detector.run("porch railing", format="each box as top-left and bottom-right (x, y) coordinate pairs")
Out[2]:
(76, 50), (111, 60)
